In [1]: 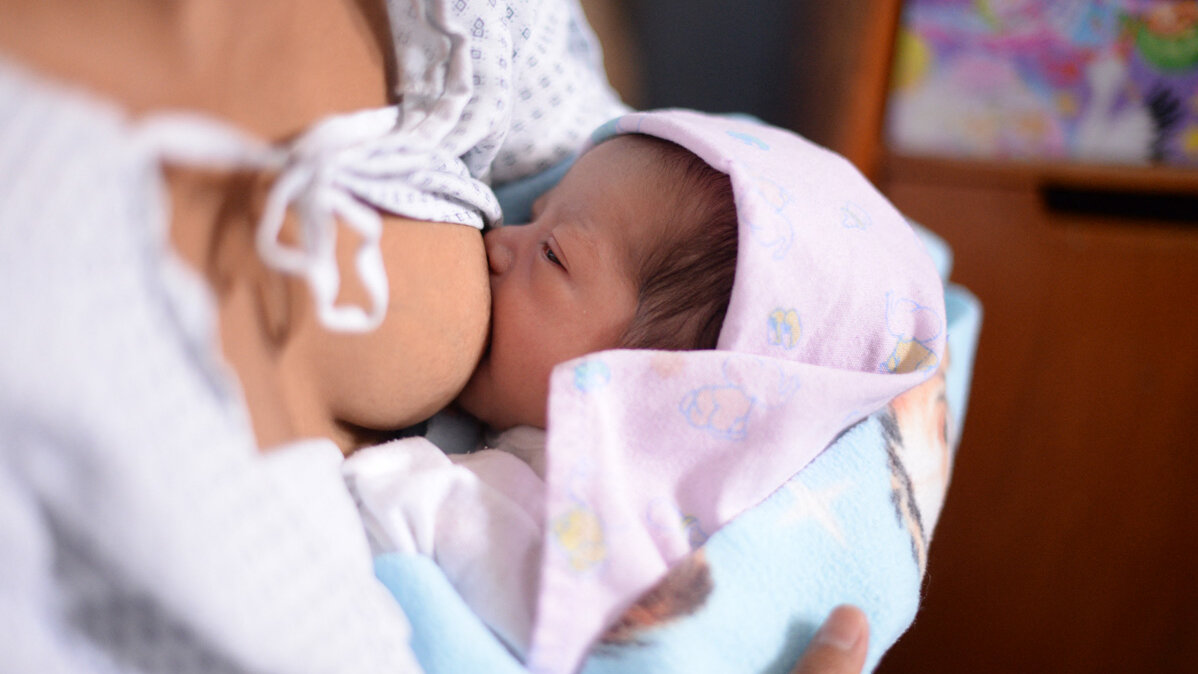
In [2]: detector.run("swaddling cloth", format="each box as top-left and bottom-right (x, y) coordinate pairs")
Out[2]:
(532, 110), (946, 673)
(352, 109), (946, 673)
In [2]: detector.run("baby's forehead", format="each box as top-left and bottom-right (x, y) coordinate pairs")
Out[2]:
(556, 140), (682, 262)
(584, 134), (678, 172)
(550, 137), (687, 216)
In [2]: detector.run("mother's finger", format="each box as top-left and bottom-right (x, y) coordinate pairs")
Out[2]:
(791, 605), (870, 674)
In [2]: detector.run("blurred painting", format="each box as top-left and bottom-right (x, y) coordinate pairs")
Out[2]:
(887, 0), (1198, 166)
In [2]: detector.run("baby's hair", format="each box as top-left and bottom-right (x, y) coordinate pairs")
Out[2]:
(618, 135), (738, 351)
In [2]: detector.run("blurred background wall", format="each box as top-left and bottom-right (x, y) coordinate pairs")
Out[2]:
(580, 0), (900, 176)
(580, 1), (1198, 671)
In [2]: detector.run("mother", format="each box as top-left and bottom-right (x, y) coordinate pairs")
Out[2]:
(2, 1), (495, 452)
(0, 0), (572, 670)
(0, 2), (865, 672)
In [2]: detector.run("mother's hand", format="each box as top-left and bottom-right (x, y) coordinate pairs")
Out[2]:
(791, 606), (870, 674)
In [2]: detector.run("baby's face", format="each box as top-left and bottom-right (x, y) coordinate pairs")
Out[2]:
(456, 136), (672, 430)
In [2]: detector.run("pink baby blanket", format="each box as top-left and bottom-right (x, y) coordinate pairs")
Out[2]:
(529, 110), (947, 673)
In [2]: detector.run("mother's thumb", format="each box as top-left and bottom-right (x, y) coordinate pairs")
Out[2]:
(791, 605), (870, 674)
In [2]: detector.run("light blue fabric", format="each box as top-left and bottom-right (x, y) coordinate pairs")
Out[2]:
(581, 282), (980, 674)
(493, 156), (575, 226)
(581, 415), (920, 673)
(912, 220), (953, 282)
(375, 554), (526, 674)
(378, 287), (982, 674)
(943, 285), (982, 432)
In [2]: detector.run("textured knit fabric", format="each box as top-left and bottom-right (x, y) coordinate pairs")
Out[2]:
(385, 0), (629, 187)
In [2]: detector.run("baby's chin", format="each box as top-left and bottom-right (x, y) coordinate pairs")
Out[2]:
(453, 361), (498, 426)
(453, 371), (541, 432)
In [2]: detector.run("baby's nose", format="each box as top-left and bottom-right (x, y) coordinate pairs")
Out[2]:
(484, 226), (515, 275)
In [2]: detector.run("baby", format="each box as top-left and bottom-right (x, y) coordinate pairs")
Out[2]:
(456, 132), (739, 431)
(345, 110), (946, 671)
(346, 129), (737, 653)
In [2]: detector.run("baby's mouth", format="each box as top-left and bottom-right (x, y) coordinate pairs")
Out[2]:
(478, 318), (493, 362)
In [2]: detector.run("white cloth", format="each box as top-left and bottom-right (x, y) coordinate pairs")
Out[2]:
(0, 59), (423, 673)
(339, 0), (631, 653)
(243, 0), (629, 331)
(0, 0), (627, 668)
(385, 0), (629, 187)
(344, 427), (548, 658)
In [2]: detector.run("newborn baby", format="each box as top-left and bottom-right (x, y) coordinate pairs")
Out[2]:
(346, 110), (947, 672)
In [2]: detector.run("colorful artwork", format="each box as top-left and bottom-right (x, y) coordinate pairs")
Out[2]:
(888, 0), (1198, 166)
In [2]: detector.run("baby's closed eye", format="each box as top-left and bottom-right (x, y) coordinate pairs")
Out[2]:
(542, 241), (565, 268)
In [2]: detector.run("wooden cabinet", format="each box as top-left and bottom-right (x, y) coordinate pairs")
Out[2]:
(580, 1), (1198, 668)
(877, 155), (1198, 673)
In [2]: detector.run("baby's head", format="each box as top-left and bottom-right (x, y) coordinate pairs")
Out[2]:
(456, 134), (738, 430)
